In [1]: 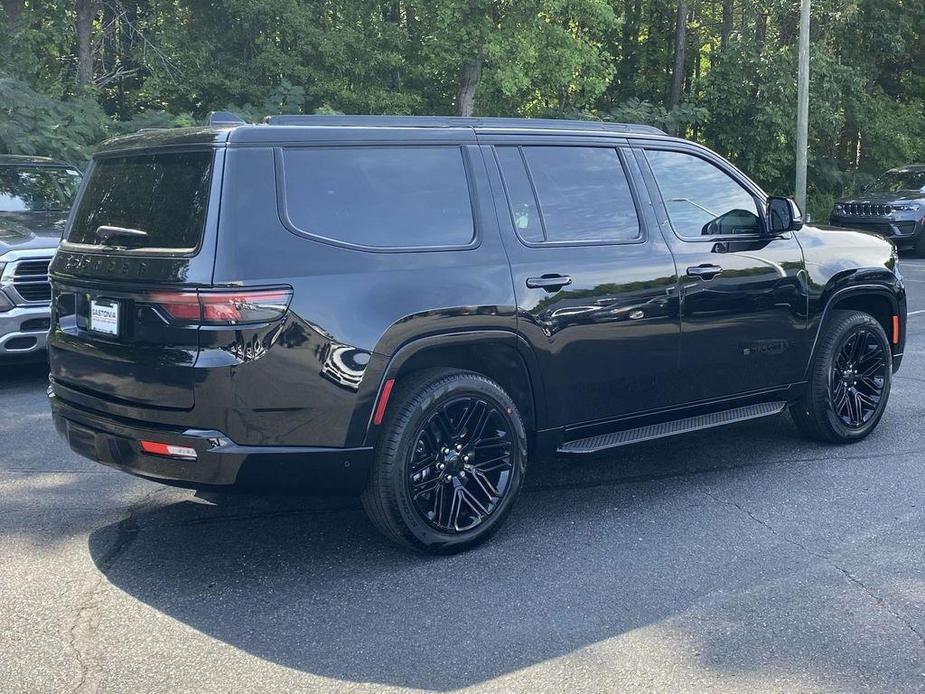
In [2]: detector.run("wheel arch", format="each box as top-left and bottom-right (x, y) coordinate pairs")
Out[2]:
(358, 331), (546, 448)
(806, 283), (902, 379)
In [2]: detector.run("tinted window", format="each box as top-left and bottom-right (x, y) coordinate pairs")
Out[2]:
(0, 166), (81, 212)
(498, 147), (639, 242)
(645, 149), (760, 238)
(869, 169), (925, 194)
(282, 147), (474, 249)
(509, 146), (640, 243)
(495, 147), (543, 243)
(67, 151), (213, 251)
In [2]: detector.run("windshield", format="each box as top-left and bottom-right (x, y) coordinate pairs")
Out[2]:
(869, 169), (925, 194)
(0, 166), (82, 212)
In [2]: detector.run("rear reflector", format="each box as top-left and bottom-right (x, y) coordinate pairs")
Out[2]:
(149, 288), (292, 325)
(892, 315), (900, 345)
(140, 440), (198, 460)
(373, 378), (395, 426)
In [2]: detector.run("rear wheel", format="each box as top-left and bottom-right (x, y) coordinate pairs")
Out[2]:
(790, 310), (892, 443)
(362, 369), (527, 553)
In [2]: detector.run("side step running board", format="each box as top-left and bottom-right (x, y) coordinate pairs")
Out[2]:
(557, 401), (787, 455)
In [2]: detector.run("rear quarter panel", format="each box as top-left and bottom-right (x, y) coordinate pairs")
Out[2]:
(212, 143), (517, 447)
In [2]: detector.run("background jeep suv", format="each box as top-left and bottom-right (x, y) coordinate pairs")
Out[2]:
(830, 165), (925, 255)
(48, 116), (906, 553)
(0, 155), (81, 357)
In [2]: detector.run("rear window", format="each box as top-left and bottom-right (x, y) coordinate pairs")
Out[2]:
(280, 146), (475, 249)
(0, 166), (81, 212)
(67, 151), (213, 252)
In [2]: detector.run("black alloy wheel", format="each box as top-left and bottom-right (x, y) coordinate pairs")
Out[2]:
(790, 309), (892, 443)
(362, 369), (527, 553)
(406, 396), (514, 533)
(829, 327), (887, 429)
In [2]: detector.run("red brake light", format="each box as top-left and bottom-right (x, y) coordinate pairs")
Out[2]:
(151, 292), (201, 321)
(150, 288), (292, 325)
(200, 290), (291, 324)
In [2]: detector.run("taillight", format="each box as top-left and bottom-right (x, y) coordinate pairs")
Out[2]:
(149, 288), (292, 325)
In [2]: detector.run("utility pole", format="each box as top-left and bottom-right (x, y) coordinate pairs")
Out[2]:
(795, 0), (810, 211)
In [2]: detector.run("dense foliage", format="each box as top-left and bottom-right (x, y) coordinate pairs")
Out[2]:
(1, 0), (923, 219)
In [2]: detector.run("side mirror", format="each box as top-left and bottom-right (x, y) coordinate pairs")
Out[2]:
(767, 196), (804, 233)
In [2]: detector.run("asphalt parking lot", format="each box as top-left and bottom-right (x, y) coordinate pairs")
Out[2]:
(2, 260), (925, 694)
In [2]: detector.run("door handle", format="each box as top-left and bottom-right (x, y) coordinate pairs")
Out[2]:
(686, 264), (723, 280)
(526, 274), (572, 292)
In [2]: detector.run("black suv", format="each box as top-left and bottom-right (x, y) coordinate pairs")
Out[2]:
(49, 116), (906, 553)
(830, 165), (925, 255)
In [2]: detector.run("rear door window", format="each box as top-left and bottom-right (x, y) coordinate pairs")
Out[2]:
(496, 146), (640, 244)
(280, 146), (475, 250)
(66, 151), (214, 253)
(493, 147), (544, 243)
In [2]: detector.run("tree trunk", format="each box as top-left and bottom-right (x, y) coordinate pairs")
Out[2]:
(456, 53), (482, 117)
(405, 3), (417, 41)
(455, 0), (483, 117)
(669, 0), (687, 126)
(620, 0), (641, 93)
(76, 0), (96, 87)
(755, 10), (767, 54)
(382, 0), (402, 91)
(692, 5), (700, 81)
(720, 0), (732, 51)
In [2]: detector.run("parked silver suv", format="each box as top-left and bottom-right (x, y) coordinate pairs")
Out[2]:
(0, 155), (81, 357)
(830, 165), (925, 256)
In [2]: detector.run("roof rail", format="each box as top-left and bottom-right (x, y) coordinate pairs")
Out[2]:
(262, 114), (665, 135)
(208, 111), (247, 128)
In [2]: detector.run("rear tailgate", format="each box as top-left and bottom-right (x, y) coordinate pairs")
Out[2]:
(49, 146), (223, 410)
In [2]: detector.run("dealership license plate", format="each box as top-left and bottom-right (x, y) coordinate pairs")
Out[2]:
(89, 298), (120, 336)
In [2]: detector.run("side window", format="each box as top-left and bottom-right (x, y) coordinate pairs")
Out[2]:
(494, 147), (543, 242)
(496, 146), (640, 244)
(280, 146), (474, 249)
(645, 149), (761, 238)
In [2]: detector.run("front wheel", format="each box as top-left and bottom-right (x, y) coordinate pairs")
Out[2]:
(790, 310), (892, 443)
(362, 369), (527, 553)
(914, 232), (925, 259)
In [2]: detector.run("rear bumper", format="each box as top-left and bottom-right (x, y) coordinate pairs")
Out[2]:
(0, 304), (50, 356)
(50, 390), (373, 492)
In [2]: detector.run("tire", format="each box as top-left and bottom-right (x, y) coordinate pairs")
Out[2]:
(790, 309), (892, 443)
(915, 232), (925, 259)
(361, 369), (527, 554)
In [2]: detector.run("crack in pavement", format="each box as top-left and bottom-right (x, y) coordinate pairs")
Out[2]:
(64, 487), (167, 694)
(700, 488), (925, 651)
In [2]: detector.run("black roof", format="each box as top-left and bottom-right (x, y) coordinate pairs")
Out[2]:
(261, 115), (666, 135)
(96, 114), (672, 154)
(0, 154), (78, 167)
(887, 164), (925, 172)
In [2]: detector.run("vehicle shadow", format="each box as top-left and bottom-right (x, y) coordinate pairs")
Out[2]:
(0, 358), (48, 385)
(85, 412), (923, 691)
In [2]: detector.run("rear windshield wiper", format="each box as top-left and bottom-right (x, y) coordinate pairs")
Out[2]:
(95, 225), (148, 242)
